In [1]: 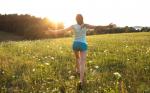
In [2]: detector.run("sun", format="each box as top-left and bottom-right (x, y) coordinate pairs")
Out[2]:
(47, 14), (63, 23)
(47, 13), (75, 28)
(41, 0), (80, 27)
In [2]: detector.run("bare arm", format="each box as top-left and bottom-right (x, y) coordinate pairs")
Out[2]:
(48, 26), (72, 35)
(84, 24), (97, 29)
(85, 23), (114, 29)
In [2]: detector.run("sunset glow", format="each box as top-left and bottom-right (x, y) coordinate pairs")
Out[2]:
(0, 0), (150, 27)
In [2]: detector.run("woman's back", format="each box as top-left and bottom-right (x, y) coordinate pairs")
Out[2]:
(72, 24), (87, 44)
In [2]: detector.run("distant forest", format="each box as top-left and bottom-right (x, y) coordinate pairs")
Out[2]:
(0, 14), (149, 39)
(0, 14), (64, 39)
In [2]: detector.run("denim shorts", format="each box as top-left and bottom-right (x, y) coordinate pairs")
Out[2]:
(72, 41), (87, 51)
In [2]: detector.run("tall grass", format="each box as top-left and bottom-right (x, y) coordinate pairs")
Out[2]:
(0, 32), (150, 93)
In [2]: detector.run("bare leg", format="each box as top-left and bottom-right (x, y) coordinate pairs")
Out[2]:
(74, 51), (80, 73)
(79, 51), (86, 84)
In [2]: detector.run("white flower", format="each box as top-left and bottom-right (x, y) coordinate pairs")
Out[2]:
(60, 51), (63, 53)
(32, 69), (35, 72)
(88, 60), (93, 63)
(47, 45), (50, 48)
(2, 71), (5, 74)
(68, 70), (71, 74)
(90, 68), (93, 72)
(113, 72), (121, 79)
(12, 75), (15, 78)
(45, 63), (49, 65)
(104, 50), (108, 53)
(51, 57), (54, 60)
(59, 47), (62, 50)
(52, 88), (58, 92)
(95, 66), (99, 69)
(69, 75), (75, 80)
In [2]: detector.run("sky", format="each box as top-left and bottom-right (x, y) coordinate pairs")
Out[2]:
(0, 0), (150, 27)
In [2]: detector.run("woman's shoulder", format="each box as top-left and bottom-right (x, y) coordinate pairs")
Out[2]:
(72, 24), (90, 29)
(71, 24), (80, 29)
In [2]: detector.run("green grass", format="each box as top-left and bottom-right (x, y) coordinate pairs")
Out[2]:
(0, 32), (150, 93)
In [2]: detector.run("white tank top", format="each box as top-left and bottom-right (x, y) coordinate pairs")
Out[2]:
(72, 24), (87, 44)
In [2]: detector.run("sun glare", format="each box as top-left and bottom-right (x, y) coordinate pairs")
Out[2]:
(42, 0), (78, 27)
(47, 14), (63, 23)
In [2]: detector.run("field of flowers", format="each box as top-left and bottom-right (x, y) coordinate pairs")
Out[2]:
(0, 32), (150, 93)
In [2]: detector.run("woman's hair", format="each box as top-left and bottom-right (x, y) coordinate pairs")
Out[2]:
(76, 14), (84, 25)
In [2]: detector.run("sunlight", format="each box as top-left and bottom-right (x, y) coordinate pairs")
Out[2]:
(47, 14), (63, 23)
(1, 0), (150, 27)
(41, 0), (78, 27)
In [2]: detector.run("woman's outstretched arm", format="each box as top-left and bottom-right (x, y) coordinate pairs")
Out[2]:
(85, 23), (115, 29)
(48, 26), (73, 35)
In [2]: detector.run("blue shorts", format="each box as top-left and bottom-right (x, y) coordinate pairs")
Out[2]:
(72, 41), (87, 51)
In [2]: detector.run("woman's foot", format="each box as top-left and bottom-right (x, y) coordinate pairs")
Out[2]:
(77, 81), (84, 90)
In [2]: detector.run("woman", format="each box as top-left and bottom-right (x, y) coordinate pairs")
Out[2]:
(48, 14), (113, 87)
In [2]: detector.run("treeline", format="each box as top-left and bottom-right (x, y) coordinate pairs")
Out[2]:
(87, 26), (150, 35)
(0, 14), (149, 39)
(0, 14), (64, 39)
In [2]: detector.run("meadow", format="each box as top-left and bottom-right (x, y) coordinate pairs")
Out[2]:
(0, 32), (150, 93)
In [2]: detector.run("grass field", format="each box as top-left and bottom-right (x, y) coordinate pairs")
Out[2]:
(0, 32), (150, 93)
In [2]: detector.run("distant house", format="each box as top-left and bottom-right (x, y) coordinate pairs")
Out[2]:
(133, 26), (142, 31)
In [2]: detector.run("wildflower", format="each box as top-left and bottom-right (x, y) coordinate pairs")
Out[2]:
(95, 65), (99, 69)
(92, 70), (96, 75)
(40, 64), (44, 67)
(45, 63), (49, 66)
(52, 88), (58, 92)
(125, 45), (128, 48)
(47, 45), (50, 48)
(69, 75), (75, 80)
(128, 85), (131, 88)
(60, 51), (63, 53)
(46, 88), (49, 90)
(59, 47), (62, 50)
(104, 50), (108, 53)
(68, 70), (71, 74)
(2, 71), (5, 74)
(32, 69), (35, 72)
(113, 72), (121, 79)
(90, 68), (93, 72)
(12, 75), (16, 78)
(88, 60), (93, 63)
(144, 66), (149, 70)
(87, 80), (90, 83)
(146, 48), (150, 54)
(51, 57), (54, 60)
(99, 86), (102, 89)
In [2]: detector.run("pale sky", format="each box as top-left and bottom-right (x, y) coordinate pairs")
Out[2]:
(0, 0), (150, 27)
